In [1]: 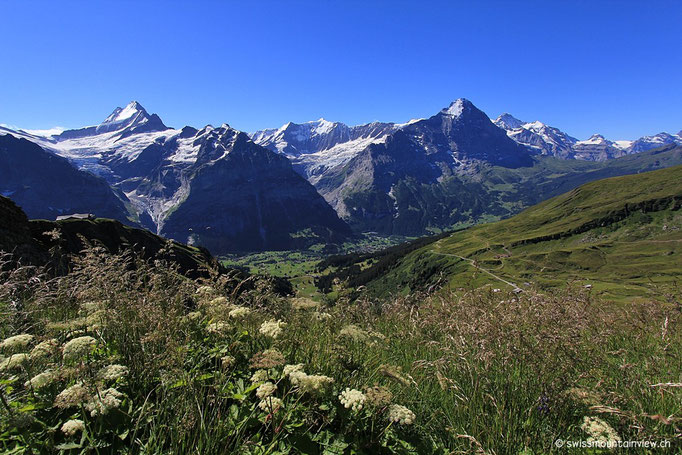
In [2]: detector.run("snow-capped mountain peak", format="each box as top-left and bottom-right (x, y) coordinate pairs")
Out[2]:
(441, 98), (471, 118)
(494, 113), (525, 130)
(494, 113), (578, 159)
(91, 101), (169, 137)
(100, 101), (148, 126)
(578, 134), (608, 145)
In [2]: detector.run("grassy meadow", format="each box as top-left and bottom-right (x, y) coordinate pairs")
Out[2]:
(344, 166), (682, 302)
(1, 245), (680, 454)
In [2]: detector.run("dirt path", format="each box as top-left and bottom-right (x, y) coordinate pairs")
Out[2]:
(431, 240), (521, 291)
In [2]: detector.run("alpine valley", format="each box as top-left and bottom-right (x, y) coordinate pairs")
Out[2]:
(1, 99), (681, 253)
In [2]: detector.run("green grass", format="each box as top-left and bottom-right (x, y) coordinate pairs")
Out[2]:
(1, 249), (680, 453)
(362, 165), (682, 302)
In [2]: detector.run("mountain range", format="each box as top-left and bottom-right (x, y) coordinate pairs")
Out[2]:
(1, 99), (680, 252)
(252, 99), (681, 233)
(0, 103), (350, 253)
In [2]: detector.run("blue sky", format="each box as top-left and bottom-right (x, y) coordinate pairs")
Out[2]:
(1, 1), (680, 139)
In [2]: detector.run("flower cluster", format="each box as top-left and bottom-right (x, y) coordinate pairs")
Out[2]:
(208, 296), (229, 307)
(251, 369), (270, 384)
(186, 311), (203, 321)
(229, 306), (251, 318)
(581, 416), (621, 443)
(61, 419), (85, 437)
(54, 383), (90, 408)
(259, 319), (286, 339)
(195, 285), (216, 297)
(85, 388), (124, 416)
(289, 370), (334, 394)
(221, 355), (236, 369)
(0, 334), (34, 352)
(313, 312), (332, 321)
(206, 321), (230, 334)
(62, 336), (97, 361)
(258, 396), (283, 413)
(339, 388), (366, 412)
(30, 339), (60, 359)
(0, 353), (29, 371)
(338, 325), (371, 343)
(282, 363), (305, 377)
(387, 404), (416, 425)
(25, 371), (56, 390)
(256, 382), (277, 399)
(98, 364), (129, 382)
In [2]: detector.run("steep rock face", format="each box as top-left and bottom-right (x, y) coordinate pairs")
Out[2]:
(315, 99), (532, 234)
(0, 135), (132, 222)
(160, 132), (351, 252)
(0, 195), (44, 264)
(407, 99), (533, 168)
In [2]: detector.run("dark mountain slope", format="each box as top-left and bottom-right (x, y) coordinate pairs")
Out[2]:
(316, 99), (533, 234)
(161, 132), (351, 253)
(0, 134), (133, 223)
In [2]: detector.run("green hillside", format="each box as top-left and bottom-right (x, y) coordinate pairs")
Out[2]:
(361, 164), (682, 301)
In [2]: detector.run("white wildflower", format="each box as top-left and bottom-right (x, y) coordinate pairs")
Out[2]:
(97, 364), (129, 382)
(30, 339), (60, 359)
(259, 319), (286, 339)
(208, 296), (228, 307)
(85, 309), (107, 330)
(387, 404), (416, 425)
(186, 311), (203, 321)
(62, 336), (97, 361)
(24, 370), (55, 390)
(581, 416), (621, 443)
(0, 334), (34, 352)
(258, 396), (283, 413)
(206, 321), (230, 334)
(229, 306), (251, 318)
(85, 388), (124, 416)
(66, 329), (87, 339)
(339, 388), (366, 412)
(251, 369), (269, 384)
(282, 363), (305, 377)
(290, 371), (334, 394)
(54, 383), (90, 408)
(61, 419), (85, 437)
(0, 353), (29, 371)
(256, 381), (277, 399)
(338, 324), (371, 343)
